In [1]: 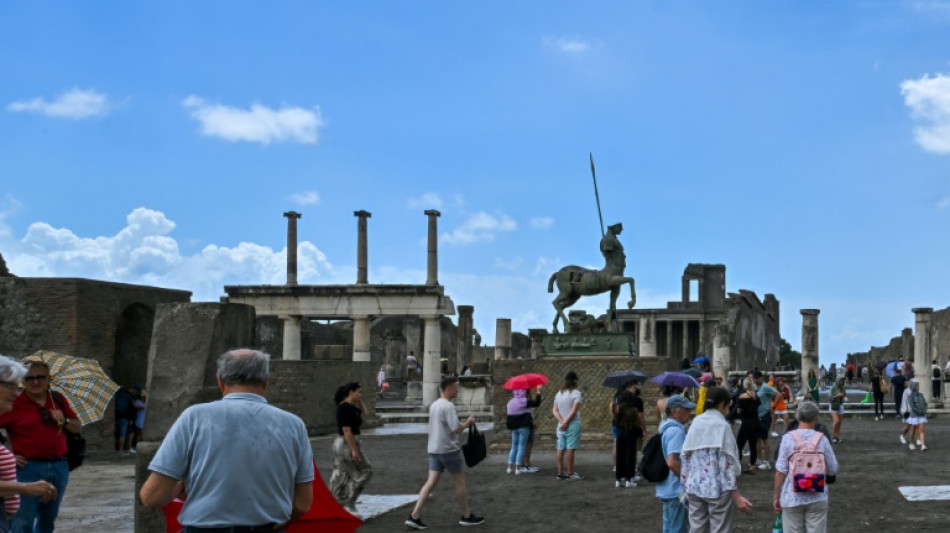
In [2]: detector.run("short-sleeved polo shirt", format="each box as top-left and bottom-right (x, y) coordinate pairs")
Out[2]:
(0, 393), (78, 459)
(655, 418), (686, 500)
(148, 393), (314, 528)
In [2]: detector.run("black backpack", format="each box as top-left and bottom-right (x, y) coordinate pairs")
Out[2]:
(638, 427), (670, 482)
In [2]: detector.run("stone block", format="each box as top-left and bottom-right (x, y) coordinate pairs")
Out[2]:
(143, 302), (256, 441)
(134, 441), (165, 533)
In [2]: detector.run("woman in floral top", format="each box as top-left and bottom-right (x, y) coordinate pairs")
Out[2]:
(681, 387), (753, 532)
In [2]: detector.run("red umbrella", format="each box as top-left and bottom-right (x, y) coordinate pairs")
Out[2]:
(161, 462), (362, 533)
(502, 373), (549, 390)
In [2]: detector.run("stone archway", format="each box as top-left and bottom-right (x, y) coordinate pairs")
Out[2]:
(113, 303), (155, 387)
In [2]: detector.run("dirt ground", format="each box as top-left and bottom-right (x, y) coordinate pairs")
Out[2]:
(59, 414), (950, 532)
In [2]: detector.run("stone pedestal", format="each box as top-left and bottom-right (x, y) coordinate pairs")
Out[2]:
(406, 380), (423, 401)
(639, 313), (657, 358)
(281, 315), (302, 361)
(913, 308), (934, 404)
(800, 309), (820, 397)
(494, 318), (512, 360)
(422, 316), (442, 406)
(352, 315), (371, 362)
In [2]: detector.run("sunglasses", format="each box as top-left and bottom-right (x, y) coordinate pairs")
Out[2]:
(24, 375), (49, 383)
(0, 381), (22, 394)
(39, 407), (53, 424)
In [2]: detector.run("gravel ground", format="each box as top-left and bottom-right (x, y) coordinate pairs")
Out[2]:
(58, 414), (950, 532)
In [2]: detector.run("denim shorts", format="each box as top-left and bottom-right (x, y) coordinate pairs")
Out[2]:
(428, 451), (464, 474)
(556, 420), (581, 450)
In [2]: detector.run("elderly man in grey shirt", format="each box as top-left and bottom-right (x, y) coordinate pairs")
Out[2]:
(140, 349), (314, 533)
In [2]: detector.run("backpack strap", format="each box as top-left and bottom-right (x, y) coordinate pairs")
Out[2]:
(789, 430), (805, 447)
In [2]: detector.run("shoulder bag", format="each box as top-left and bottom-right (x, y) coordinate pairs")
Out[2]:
(462, 424), (487, 468)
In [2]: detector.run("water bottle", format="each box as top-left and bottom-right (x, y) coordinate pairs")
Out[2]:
(772, 512), (783, 532)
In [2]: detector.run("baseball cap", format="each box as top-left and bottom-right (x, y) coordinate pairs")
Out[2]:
(753, 370), (764, 378)
(666, 394), (696, 411)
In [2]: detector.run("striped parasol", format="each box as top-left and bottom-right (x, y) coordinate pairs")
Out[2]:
(22, 350), (120, 425)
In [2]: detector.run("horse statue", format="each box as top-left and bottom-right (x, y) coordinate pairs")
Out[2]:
(547, 222), (636, 333)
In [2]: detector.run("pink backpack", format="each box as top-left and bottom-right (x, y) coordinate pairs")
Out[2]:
(788, 431), (826, 493)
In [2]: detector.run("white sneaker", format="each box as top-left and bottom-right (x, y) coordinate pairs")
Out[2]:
(615, 479), (623, 488)
(506, 467), (512, 475)
(909, 444), (916, 450)
(921, 445), (929, 451)
(567, 472), (583, 480)
(514, 467), (522, 475)
(900, 434), (907, 444)
(632, 475), (642, 483)
(770, 432), (780, 438)
(625, 480), (636, 488)
(917, 439), (923, 446)
(757, 461), (771, 470)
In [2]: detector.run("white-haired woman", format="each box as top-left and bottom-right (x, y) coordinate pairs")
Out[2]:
(773, 401), (839, 533)
(0, 355), (60, 533)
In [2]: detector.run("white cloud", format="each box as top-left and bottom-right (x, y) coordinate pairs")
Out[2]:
(441, 212), (517, 245)
(908, 0), (950, 22)
(7, 88), (113, 119)
(408, 192), (444, 210)
(288, 191), (320, 206)
(901, 72), (950, 154)
(937, 196), (950, 209)
(182, 95), (323, 144)
(494, 257), (524, 271)
(530, 216), (554, 229)
(4, 207), (333, 301)
(543, 36), (596, 53)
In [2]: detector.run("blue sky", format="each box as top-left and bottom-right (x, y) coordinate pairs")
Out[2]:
(2, 2), (949, 365)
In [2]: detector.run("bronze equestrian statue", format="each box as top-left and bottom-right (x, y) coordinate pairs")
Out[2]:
(547, 222), (636, 333)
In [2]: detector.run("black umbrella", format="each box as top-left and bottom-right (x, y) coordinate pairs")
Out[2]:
(603, 370), (648, 389)
(681, 367), (703, 378)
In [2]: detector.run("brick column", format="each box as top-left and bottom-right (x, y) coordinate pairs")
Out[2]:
(425, 209), (441, 286)
(283, 211), (301, 286)
(354, 210), (371, 284)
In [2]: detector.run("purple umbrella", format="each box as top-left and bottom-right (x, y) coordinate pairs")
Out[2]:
(651, 371), (701, 389)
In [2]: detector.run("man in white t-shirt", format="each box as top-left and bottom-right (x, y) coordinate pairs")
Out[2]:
(406, 377), (483, 529)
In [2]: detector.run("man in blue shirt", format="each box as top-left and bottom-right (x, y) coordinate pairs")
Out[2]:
(753, 371), (777, 470)
(140, 349), (314, 532)
(655, 394), (695, 533)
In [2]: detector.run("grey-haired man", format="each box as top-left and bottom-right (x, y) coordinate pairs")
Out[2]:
(656, 394), (695, 533)
(141, 349), (314, 533)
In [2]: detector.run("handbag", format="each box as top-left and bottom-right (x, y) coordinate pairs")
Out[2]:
(51, 392), (86, 471)
(461, 424), (487, 468)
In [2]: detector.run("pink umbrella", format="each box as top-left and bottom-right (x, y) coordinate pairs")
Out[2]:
(503, 373), (549, 390)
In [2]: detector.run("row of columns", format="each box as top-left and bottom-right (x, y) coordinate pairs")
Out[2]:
(278, 209), (444, 363)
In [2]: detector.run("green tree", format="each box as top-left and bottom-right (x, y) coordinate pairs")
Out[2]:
(778, 338), (802, 368)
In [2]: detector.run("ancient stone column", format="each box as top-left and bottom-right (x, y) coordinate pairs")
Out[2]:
(494, 318), (512, 361)
(425, 209), (441, 286)
(637, 313), (656, 358)
(283, 211), (302, 286)
(913, 308), (934, 404)
(354, 210), (371, 284)
(682, 320), (690, 359)
(281, 315), (302, 360)
(422, 316), (442, 407)
(528, 328), (547, 359)
(352, 315), (371, 362)
(800, 309), (820, 397)
(712, 324), (731, 380)
(456, 305), (474, 373)
(666, 320), (673, 358)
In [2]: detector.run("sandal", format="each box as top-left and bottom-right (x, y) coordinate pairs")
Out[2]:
(744, 468), (757, 475)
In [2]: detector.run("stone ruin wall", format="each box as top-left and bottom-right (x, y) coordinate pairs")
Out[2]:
(849, 306), (950, 373)
(0, 277), (191, 450)
(491, 357), (679, 452)
(723, 291), (781, 372)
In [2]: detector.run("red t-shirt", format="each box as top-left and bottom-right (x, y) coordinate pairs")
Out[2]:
(0, 393), (78, 459)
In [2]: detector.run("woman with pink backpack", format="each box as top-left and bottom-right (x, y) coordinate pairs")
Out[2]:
(772, 401), (839, 532)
